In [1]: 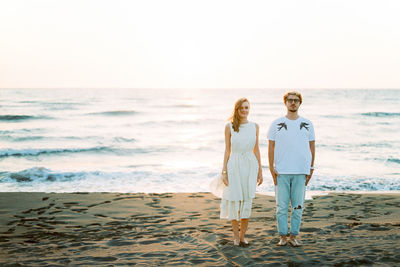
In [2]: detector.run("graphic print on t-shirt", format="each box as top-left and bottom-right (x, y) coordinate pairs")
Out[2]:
(300, 122), (309, 130)
(277, 122), (287, 131)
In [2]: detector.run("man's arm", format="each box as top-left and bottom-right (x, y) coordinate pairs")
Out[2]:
(268, 140), (278, 185)
(306, 140), (315, 186)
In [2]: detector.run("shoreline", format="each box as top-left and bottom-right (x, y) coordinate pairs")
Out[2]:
(2, 190), (400, 199)
(1, 192), (399, 265)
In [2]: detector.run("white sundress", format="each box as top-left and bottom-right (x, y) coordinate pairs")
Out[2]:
(220, 122), (259, 221)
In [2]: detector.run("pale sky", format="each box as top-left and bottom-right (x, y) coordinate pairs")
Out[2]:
(1, 0), (400, 89)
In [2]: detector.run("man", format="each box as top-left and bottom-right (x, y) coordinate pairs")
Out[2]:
(267, 91), (315, 247)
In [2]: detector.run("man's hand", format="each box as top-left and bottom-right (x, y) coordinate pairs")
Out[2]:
(305, 169), (314, 186)
(222, 173), (229, 186)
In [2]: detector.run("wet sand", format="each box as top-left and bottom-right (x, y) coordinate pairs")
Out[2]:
(0, 192), (399, 266)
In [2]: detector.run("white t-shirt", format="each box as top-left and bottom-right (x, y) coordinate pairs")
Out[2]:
(267, 116), (315, 175)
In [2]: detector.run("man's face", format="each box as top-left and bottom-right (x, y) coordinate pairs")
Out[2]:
(285, 95), (301, 113)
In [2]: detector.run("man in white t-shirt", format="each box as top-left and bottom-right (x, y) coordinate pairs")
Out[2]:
(267, 91), (315, 247)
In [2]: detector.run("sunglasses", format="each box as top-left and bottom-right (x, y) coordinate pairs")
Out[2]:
(287, 99), (300, 104)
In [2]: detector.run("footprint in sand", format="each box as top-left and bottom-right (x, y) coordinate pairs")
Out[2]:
(138, 239), (159, 245)
(94, 214), (108, 218)
(171, 219), (185, 224)
(112, 196), (139, 201)
(188, 212), (201, 218)
(88, 200), (111, 207)
(49, 210), (63, 215)
(62, 202), (80, 207)
(159, 210), (171, 215)
(188, 194), (204, 198)
(145, 198), (161, 208)
(22, 209), (33, 214)
(346, 215), (361, 221)
(301, 227), (320, 232)
(107, 239), (135, 246)
(71, 208), (88, 213)
(87, 256), (117, 262)
(161, 195), (173, 198)
(4, 227), (15, 234)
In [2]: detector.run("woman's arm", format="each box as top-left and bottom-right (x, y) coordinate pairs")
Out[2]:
(253, 123), (263, 186)
(221, 123), (231, 186)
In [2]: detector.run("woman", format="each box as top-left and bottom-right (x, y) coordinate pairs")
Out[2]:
(220, 97), (263, 247)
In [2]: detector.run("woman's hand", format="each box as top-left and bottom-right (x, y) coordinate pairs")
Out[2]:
(270, 168), (279, 186)
(257, 173), (263, 186)
(222, 173), (229, 186)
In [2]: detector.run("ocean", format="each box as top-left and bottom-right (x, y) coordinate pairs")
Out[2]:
(1, 88), (399, 193)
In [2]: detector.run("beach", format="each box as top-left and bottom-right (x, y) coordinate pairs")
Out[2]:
(2, 1), (400, 265)
(0, 192), (399, 266)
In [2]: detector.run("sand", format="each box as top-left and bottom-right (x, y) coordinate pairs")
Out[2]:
(0, 192), (399, 266)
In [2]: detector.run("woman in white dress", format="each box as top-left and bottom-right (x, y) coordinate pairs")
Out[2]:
(220, 98), (263, 246)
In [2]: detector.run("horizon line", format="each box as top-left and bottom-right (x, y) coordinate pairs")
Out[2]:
(1, 87), (400, 90)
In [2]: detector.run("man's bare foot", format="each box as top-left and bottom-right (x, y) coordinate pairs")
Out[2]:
(288, 236), (301, 247)
(277, 236), (287, 246)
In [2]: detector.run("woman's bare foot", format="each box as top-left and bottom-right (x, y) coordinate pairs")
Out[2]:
(239, 238), (249, 247)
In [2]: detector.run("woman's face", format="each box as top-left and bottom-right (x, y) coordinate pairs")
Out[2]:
(238, 101), (250, 119)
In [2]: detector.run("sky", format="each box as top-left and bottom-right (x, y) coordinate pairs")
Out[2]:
(1, 0), (400, 89)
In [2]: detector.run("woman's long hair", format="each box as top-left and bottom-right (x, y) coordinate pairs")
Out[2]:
(229, 98), (249, 132)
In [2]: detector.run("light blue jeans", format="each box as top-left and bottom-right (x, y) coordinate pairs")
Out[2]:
(275, 174), (306, 236)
